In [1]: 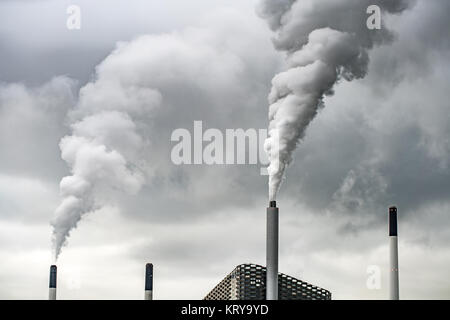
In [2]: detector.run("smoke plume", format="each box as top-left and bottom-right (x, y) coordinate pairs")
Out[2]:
(51, 51), (162, 260)
(259, 0), (412, 201)
(49, 25), (248, 260)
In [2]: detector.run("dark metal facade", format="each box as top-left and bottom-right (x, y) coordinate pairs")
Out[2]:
(204, 264), (331, 300)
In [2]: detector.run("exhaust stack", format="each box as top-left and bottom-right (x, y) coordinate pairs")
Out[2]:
(389, 206), (399, 300)
(49, 265), (57, 300)
(144, 263), (153, 300)
(266, 200), (279, 300)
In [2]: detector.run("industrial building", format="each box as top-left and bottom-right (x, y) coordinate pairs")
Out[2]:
(204, 264), (331, 300)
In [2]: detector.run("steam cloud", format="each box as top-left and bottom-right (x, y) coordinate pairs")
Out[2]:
(51, 46), (162, 260)
(50, 27), (246, 260)
(259, 0), (412, 201)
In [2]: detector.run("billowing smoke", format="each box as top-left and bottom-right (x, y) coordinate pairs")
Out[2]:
(49, 24), (248, 260)
(51, 49), (162, 260)
(259, 0), (412, 201)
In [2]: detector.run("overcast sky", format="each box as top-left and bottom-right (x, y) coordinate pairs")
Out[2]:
(0, 0), (449, 300)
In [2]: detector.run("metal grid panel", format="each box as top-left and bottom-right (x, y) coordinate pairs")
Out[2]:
(204, 264), (331, 300)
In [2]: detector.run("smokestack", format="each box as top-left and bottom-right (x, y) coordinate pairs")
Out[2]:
(49, 265), (57, 300)
(266, 201), (278, 300)
(144, 263), (153, 300)
(389, 206), (399, 300)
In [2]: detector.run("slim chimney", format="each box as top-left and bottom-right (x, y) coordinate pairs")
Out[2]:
(49, 265), (57, 300)
(389, 206), (399, 300)
(144, 263), (153, 300)
(266, 200), (279, 300)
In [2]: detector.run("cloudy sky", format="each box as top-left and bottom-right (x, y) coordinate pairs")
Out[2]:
(0, 0), (449, 300)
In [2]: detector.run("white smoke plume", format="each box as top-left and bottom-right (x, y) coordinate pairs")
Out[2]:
(259, 0), (413, 201)
(51, 49), (162, 261)
(50, 25), (247, 260)
(51, 111), (158, 261)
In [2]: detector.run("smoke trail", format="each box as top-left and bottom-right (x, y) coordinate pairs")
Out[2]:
(259, 0), (412, 201)
(50, 24), (246, 260)
(51, 71), (162, 261)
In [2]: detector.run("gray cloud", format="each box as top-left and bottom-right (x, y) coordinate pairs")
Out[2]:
(0, 77), (74, 181)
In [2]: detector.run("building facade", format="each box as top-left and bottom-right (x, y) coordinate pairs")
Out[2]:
(204, 264), (331, 300)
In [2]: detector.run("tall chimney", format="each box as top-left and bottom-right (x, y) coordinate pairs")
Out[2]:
(266, 200), (279, 300)
(144, 263), (153, 300)
(49, 265), (57, 300)
(389, 206), (399, 300)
